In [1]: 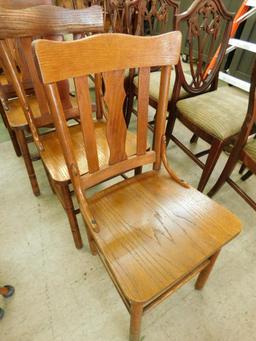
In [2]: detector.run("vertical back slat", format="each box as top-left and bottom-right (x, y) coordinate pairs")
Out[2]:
(19, 37), (50, 115)
(137, 67), (150, 155)
(153, 65), (172, 170)
(75, 75), (99, 173)
(102, 70), (128, 165)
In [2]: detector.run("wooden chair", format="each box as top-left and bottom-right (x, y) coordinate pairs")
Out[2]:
(34, 32), (241, 341)
(165, 0), (240, 192)
(0, 0), (53, 158)
(126, 0), (239, 192)
(125, 0), (179, 122)
(208, 60), (256, 210)
(0, 4), (104, 248)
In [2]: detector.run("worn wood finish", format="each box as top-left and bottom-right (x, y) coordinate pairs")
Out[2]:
(0, 4), (104, 248)
(35, 32), (241, 340)
(208, 60), (256, 210)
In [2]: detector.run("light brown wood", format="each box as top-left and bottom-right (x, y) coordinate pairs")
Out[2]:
(195, 250), (221, 290)
(129, 302), (143, 341)
(33, 32), (182, 84)
(0, 5), (103, 39)
(0, 0), (52, 9)
(41, 122), (140, 182)
(103, 70), (128, 165)
(0, 4), (105, 248)
(136, 67), (150, 156)
(75, 76), (99, 173)
(34, 32), (241, 340)
(88, 171), (241, 303)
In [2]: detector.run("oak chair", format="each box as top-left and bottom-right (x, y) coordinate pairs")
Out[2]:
(0, 0), (53, 158)
(34, 32), (241, 341)
(208, 60), (256, 210)
(0, 4), (104, 248)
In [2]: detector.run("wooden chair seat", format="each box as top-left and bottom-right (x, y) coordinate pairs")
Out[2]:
(5, 95), (40, 128)
(244, 138), (256, 162)
(133, 70), (190, 102)
(88, 170), (241, 303)
(5, 94), (80, 128)
(41, 122), (139, 182)
(176, 86), (248, 140)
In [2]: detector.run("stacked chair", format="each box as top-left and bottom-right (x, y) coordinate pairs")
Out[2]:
(0, 4), (104, 248)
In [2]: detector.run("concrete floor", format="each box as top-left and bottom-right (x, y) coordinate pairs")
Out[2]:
(0, 117), (256, 341)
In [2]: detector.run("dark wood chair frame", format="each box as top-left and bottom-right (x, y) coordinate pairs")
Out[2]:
(0, 4), (104, 249)
(126, 0), (235, 193)
(208, 59), (256, 210)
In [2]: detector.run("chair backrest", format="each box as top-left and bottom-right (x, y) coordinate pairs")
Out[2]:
(0, 5), (104, 129)
(0, 0), (53, 96)
(174, 0), (234, 96)
(136, 0), (179, 36)
(33, 32), (181, 193)
(0, 0), (52, 9)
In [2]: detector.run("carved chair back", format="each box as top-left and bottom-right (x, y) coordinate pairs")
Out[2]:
(0, 5), (104, 135)
(33, 32), (181, 200)
(174, 0), (234, 98)
(136, 0), (179, 36)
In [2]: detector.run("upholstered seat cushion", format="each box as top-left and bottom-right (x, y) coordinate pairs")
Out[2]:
(244, 138), (256, 162)
(176, 86), (248, 140)
(133, 70), (190, 102)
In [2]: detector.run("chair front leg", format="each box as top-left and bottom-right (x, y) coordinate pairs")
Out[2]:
(195, 250), (221, 290)
(15, 128), (40, 196)
(129, 302), (143, 341)
(197, 140), (223, 192)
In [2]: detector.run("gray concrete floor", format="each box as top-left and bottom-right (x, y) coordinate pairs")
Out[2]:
(0, 116), (256, 341)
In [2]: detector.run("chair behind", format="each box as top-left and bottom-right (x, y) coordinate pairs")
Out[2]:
(0, 5), (104, 131)
(208, 59), (256, 209)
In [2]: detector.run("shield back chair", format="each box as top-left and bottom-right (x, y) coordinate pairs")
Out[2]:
(125, 0), (180, 123)
(127, 0), (239, 193)
(0, 0), (53, 158)
(34, 32), (241, 341)
(0, 4), (104, 248)
(208, 60), (256, 210)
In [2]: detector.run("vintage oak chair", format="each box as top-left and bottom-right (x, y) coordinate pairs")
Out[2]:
(208, 60), (256, 210)
(0, 0), (53, 158)
(0, 5), (104, 248)
(127, 0), (240, 192)
(34, 32), (241, 341)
